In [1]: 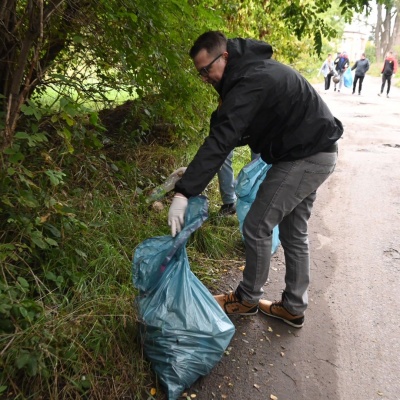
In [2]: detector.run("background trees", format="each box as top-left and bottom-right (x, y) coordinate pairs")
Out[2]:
(374, 0), (400, 61)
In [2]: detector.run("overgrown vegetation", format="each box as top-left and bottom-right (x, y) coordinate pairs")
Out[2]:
(1, 0), (378, 398)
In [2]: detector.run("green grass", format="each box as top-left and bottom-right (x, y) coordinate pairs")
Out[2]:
(0, 121), (250, 399)
(33, 84), (136, 112)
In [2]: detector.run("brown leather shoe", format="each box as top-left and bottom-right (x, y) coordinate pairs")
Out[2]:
(214, 291), (258, 315)
(259, 299), (304, 328)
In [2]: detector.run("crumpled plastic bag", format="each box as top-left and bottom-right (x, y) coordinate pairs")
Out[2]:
(133, 196), (235, 399)
(235, 157), (280, 254)
(343, 67), (353, 88)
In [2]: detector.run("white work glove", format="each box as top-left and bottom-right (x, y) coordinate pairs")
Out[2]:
(168, 195), (188, 237)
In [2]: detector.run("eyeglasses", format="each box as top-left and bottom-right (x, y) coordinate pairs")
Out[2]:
(198, 53), (223, 77)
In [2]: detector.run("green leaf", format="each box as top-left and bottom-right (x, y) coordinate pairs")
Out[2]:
(43, 223), (61, 237)
(62, 112), (75, 126)
(14, 131), (31, 139)
(17, 191), (39, 207)
(0, 303), (12, 314)
(17, 277), (30, 289)
(44, 237), (59, 247)
(20, 104), (35, 116)
(15, 131), (48, 147)
(75, 249), (88, 259)
(19, 306), (28, 317)
(4, 146), (24, 163)
(16, 352), (31, 369)
(20, 102), (42, 120)
(30, 231), (48, 249)
(45, 170), (66, 186)
(72, 35), (84, 43)
(45, 271), (57, 282)
(89, 112), (99, 125)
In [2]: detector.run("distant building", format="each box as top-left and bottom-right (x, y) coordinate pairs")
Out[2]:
(341, 23), (368, 61)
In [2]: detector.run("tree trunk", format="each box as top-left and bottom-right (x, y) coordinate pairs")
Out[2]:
(0, 0), (72, 150)
(375, 3), (383, 62)
(375, 1), (399, 63)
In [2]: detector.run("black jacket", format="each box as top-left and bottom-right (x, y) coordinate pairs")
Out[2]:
(351, 58), (370, 77)
(175, 38), (343, 198)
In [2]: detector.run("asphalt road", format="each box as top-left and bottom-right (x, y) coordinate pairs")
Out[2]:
(190, 75), (400, 400)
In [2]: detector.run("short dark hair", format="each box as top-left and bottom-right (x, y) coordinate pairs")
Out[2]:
(189, 31), (227, 59)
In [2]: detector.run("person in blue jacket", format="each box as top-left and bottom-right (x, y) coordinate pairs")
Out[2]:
(333, 52), (350, 92)
(168, 31), (343, 328)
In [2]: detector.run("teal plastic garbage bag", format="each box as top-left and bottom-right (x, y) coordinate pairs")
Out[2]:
(133, 196), (235, 400)
(343, 68), (353, 88)
(235, 157), (280, 254)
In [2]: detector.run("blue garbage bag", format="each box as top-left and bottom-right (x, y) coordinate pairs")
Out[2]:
(133, 196), (235, 399)
(235, 157), (280, 254)
(343, 68), (353, 88)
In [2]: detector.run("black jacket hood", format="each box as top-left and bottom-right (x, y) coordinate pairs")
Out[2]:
(214, 39), (273, 95)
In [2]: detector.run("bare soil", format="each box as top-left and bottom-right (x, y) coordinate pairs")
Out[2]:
(186, 76), (400, 400)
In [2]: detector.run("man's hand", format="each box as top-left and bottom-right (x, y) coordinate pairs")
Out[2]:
(168, 194), (188, 237)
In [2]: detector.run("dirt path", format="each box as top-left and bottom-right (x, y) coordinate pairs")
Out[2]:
(190, 76), (400, 400)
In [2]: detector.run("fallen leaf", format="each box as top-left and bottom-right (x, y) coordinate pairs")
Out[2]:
(280, 352), (285, 357)
(270, 395), (278, 400)
(238, 265), (245, 271)
(40, 214), (50, 223)
(254, 384), (261, 390)
(152, 201), (164, 211)
(190, 394), (197, 398)
(268, 327), (273, 332)
(150, 388), (156, 396)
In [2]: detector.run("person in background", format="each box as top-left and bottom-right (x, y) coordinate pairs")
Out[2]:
(217, 151), (237, 215)
(318, 53), (335, 92)
(351, 53), (370, 95)
(168, 31), (343, 329)
(333, 51), (349, 92)
(378, 51), (398, 98)
(217, 149), (258, 215)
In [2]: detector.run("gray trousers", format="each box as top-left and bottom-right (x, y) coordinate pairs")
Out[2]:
(239, 150), (338, 314)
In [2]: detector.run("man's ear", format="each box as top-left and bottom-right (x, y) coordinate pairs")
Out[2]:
(223, 51), (229, 61)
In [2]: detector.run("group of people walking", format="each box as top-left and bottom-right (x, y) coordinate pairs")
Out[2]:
(318, 52), (351, 93)
(319, 51), (398, 97)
